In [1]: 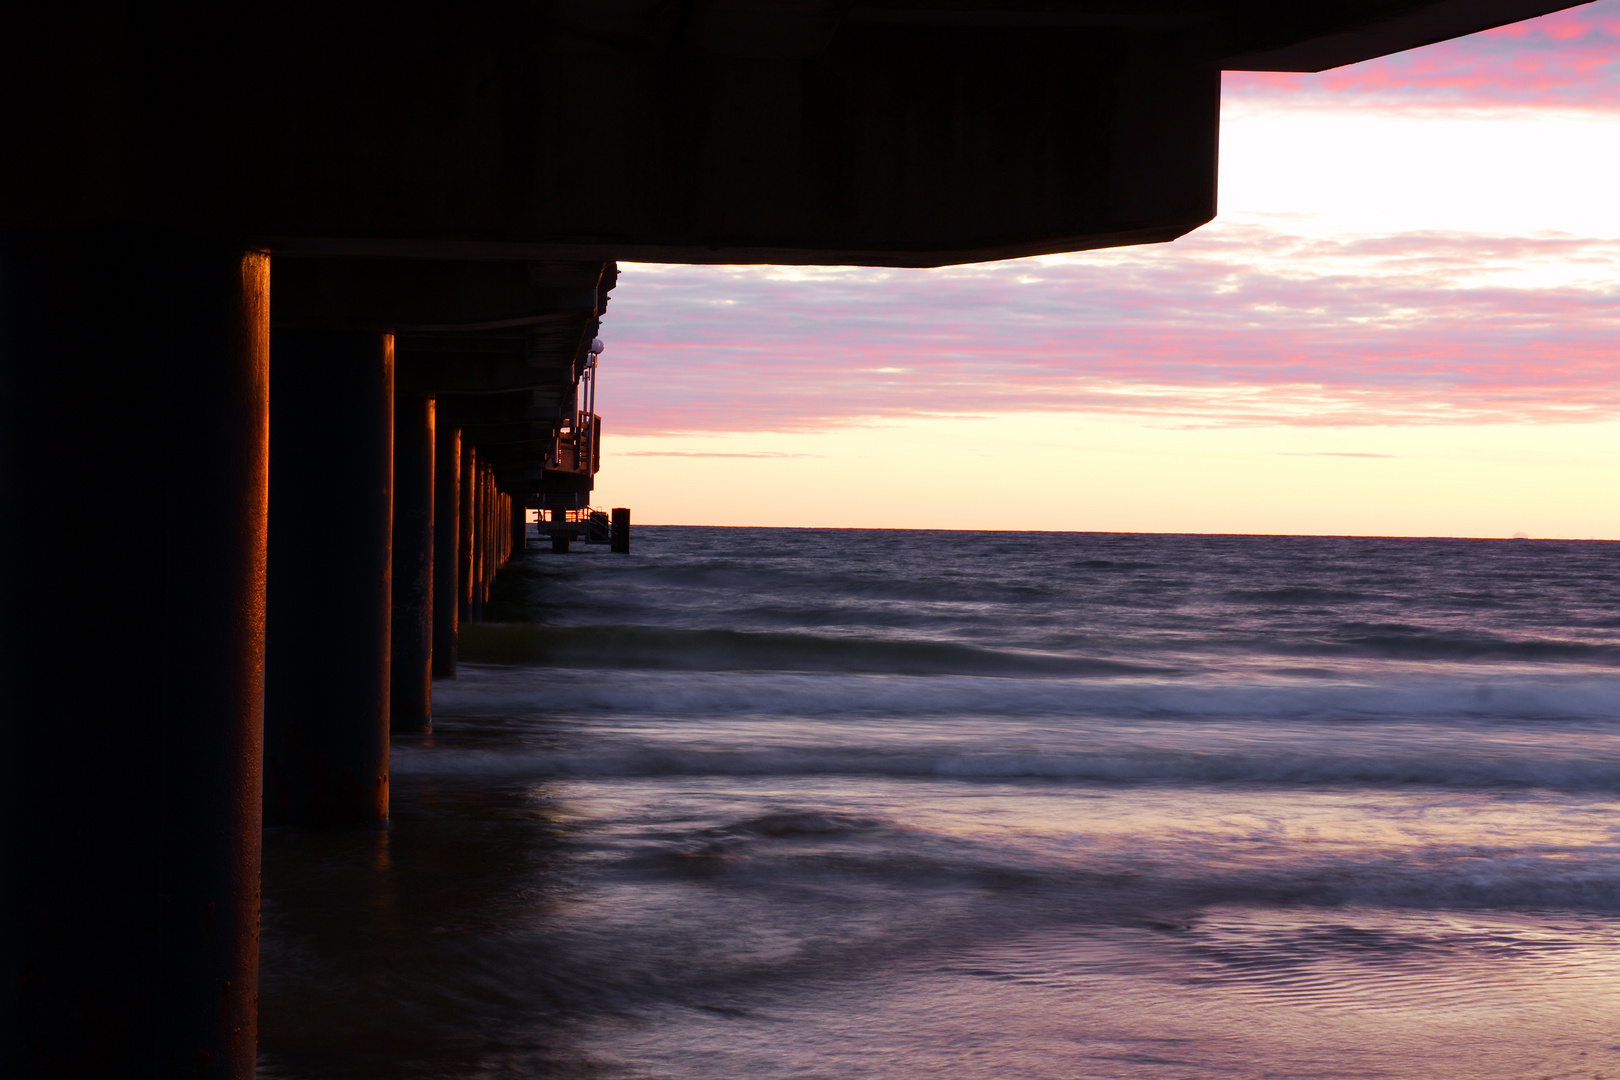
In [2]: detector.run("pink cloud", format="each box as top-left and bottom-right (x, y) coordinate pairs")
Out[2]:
(595, 10), (1620, 437)
(600, 227), (1620, 435)
(1225, 1), (1620, 111)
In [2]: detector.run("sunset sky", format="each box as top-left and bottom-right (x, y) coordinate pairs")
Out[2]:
(593, 2), (1620, 538)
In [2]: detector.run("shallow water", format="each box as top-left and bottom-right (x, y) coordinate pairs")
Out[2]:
(260, 528), (1620, 1079)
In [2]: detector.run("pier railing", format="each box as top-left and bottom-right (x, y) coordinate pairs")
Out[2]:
(535, 506), (613, 544)
(546, 411), (601, 475)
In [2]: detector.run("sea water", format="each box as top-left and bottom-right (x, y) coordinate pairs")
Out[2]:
(259, 528), (1620, 1079)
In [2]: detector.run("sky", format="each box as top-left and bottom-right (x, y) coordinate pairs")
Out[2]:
(592, 3), (1620, 538)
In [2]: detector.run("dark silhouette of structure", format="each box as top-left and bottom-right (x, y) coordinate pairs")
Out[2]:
(0, 2), (1587, 1075)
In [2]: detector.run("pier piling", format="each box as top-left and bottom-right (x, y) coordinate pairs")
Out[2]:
(264, 330), (395, 829)
(482, 472), (495, 592)
(0, 233), (268, 1077)
(484, 472), (493, 587)
(433, 426), (462, 678)
(391, 393), (435, 731)
(551, 506), (572, 553)
(459, 446), (476, 624)
(512, 497), (528, 554)
(471, 464), (486, 621)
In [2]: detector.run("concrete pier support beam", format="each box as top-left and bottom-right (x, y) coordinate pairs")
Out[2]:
(391, 393), (434, 732)
(0, 232), (268, 1077)
(433, 425), (461, 678)
(265, 330), (394, 828)
(511, 495), (526, 556)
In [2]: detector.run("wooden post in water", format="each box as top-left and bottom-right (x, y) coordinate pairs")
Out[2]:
(612, 507), (632, 554)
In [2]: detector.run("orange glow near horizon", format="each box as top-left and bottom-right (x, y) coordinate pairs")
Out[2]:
(594, 415), (1620, 538)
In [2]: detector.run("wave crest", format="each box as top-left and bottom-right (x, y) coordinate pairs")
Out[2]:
(456, 623), (1165, 677)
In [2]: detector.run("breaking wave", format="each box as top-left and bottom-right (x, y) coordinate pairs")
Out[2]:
(456, 623), (1169, 676)
(393, 740), (1620, 792)
(431, 666), (1620, 722)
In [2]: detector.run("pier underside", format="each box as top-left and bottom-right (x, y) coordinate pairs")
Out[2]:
(0, 1), (1583, 266)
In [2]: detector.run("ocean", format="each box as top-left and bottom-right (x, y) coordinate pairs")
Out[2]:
(259, 527), (1620, 1079)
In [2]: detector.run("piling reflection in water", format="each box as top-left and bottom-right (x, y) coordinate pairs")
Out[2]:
(258, 759), (582, 1078)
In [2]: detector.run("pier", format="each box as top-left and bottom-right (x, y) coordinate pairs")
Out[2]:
(0, 2), (1585, 1074)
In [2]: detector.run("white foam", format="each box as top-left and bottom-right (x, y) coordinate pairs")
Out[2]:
(431, 666), (1620, 723)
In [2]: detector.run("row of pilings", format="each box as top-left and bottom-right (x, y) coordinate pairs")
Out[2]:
(262, 328), (525, 830)
(0, 238), (552, 1077)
